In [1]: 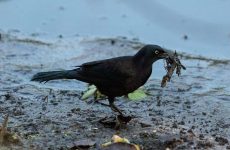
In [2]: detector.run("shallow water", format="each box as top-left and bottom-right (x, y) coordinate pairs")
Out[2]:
(0, 0), (230, 59)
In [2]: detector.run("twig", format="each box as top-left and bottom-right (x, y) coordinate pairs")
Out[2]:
(0, 114), (9, 144)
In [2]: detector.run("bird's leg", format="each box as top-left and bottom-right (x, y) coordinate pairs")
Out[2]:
(108, 97), (124, 116)
(91, 97), (109, 106)
(95, 101), (110, 107)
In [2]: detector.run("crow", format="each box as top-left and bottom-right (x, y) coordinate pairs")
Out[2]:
(31, 45), (169, 116)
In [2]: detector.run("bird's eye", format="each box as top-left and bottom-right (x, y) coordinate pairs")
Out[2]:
(155, 50), (159, 55)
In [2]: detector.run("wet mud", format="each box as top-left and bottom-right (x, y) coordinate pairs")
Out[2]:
(0, 33), (230, 149)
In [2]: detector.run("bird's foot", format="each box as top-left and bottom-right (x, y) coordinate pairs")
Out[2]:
(116, 115), (132, 124)
(99, 114), (133, 129)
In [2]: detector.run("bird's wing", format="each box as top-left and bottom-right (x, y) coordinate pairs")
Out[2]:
(76, 60), (103, 67)
(75, 57), (134, 86)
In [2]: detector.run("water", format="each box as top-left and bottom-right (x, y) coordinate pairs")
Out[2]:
(0, 0), (230, 59)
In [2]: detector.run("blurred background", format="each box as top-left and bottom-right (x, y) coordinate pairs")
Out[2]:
(0, 0), (230, 59)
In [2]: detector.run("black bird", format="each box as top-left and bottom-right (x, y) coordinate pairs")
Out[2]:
(31, 45), (169, 116)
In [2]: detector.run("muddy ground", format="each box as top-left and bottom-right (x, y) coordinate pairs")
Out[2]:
(0, 33), (230, 150)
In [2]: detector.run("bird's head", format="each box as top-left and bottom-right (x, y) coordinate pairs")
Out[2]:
(134, 44), (169, 66)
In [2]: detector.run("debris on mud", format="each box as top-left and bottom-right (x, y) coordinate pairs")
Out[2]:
(68, 139), (96, 150)
(161, 51), (186, 87)
(127, 88), (147, 101)
(99, 115), (132, 129)
(81, 85), (99, 100)
(102, 135), (140, 150)
(0, 114), (21, 146)
(10, 37), (52, 46)
(215, 136), (229, 145)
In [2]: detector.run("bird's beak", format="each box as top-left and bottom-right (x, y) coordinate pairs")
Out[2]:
(159, 51), (170, 59)
(159, 48), (176, 59)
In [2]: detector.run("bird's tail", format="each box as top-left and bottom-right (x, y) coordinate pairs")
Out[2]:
(31, 69), (78, 83)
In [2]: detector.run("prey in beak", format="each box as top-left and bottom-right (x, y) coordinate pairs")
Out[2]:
(161, 49), (186, 87)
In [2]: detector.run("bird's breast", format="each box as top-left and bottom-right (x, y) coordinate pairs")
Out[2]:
(125, 68), (152, 93)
